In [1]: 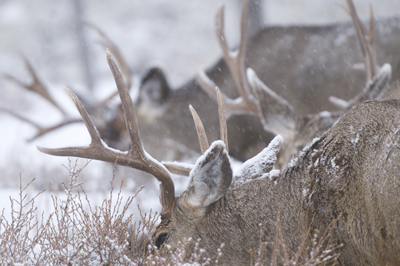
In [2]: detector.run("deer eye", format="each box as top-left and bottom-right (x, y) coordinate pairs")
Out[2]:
(155, 233), (168, 249)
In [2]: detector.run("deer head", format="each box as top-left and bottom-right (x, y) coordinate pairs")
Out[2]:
(35, 48), (281, 264)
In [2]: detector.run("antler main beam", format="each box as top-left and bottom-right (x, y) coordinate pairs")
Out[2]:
(346, 0), (377, 82)
(38, 50), (175, 212)
(86, 22), (133, 108)
(196, 0), (259, 117)
(195, 0), (299, 141)
(329, 0), (391, 110)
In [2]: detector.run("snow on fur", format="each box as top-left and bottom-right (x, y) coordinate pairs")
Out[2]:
(233, 135), (283, 186)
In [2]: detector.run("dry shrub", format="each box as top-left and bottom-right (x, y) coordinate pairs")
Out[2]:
(0, 160), (220, 265)
(0, 160), (341, 265)
(0, 175), (46, 265)
(39, 159), (149, 265)
(144, 238), (224, 266)
(252, 213), (342, 266)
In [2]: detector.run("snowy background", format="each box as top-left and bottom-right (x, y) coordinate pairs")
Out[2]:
(0, 0), (399, 220)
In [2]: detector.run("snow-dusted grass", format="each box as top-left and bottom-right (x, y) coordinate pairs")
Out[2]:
(0, 161), (341, 265)
(0, 161), (152, 265)
(252, 214), (341, 266)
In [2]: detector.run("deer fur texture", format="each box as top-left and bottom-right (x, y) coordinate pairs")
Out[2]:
(154, 99), (400, 265)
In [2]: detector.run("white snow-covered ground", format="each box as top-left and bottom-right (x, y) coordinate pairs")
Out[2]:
(0, 0), (399, 223)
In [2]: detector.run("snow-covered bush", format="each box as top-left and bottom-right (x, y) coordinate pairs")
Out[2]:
(0, 160), (340, 265)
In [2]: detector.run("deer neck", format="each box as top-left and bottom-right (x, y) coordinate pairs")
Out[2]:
(193, 168), (308, 264)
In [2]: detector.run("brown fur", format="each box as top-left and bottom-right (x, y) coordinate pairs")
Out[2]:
(154, 99), (400, 265)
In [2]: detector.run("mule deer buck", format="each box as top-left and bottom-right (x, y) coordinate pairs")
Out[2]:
(192, 0), (393, 166)
(3, 0), (400, 165)
(38, 44), (400, 264)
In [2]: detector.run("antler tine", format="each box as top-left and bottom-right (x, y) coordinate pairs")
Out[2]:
(188, 87), (228, 155)
(330, 1), (386, 110)
(216, 87), (228, 153)
(0, 107), (43, 130)
(106, 50), (141, 154)
(27, 118), (83, 142)
(160, 88), (229, 176)
(0, 104), (82, 143)
(368, 5), (377, 77)
(86, 21), (133, 108)
(197, 0), (258, 118)
(196, 71), (240, 117)
(237, 0), (250, 72)
(346, 0), (377, 83)
(215, 0), (250, 97)
(107, 49), (175, 210)
(189, 105), (209, 154)
(38, 50), (175, 212)
(37, 87), (108, 156)
(162, 91), (229, 176)
(2, 58), (67, 116)
(162, 163), (192, 176)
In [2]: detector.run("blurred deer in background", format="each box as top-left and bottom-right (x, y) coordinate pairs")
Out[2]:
(2, 0), (399, 166)
(132, 0), (400, 164)
(146, 0), (394, 166)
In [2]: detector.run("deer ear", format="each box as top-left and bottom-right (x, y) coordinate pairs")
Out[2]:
(139, 67), (170, 105)
(183, 141), (232, 210)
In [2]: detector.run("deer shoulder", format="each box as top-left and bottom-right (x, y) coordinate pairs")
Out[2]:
(291, 99), (400, 265)
(154, 100), (400, 266)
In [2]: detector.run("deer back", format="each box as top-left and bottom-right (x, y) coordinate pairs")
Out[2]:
(300, 99), (400, 265)
(248, 18), (400, 115)
(154, 99), (400, 265)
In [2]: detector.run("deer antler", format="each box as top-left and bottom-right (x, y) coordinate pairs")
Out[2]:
(1, 57), (83, 141)
(38, 50), (175, 212)
(85, 22), (133, 108)
(196, 0), (298, 142)
(347, 1), (377, 82)
(2, 57), (67, 116)
(191, 87), (228, 154)
(38, 49), (231, 209)
(1, 23), (133, 142)
(329, 0), (391, 110)
(196, 0), (259, 117)
(163, 87), (229, 176)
